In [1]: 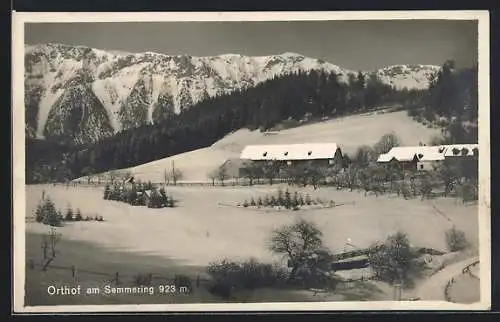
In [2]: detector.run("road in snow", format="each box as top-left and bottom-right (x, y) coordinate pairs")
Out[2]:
(416, 257), (479, 301)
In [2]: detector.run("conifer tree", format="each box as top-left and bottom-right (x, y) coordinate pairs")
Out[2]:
(167, 196), (175, 208)
(57, 210), (64, 222)
(42, 198), (61, 226)
(305, 194), (312, 206)
(299, 193), (305, 206)
(64, 205), (74, 221)
(291, 191), (298, 208)
(284, 189), (292, 209)
(158, 187), (169, 207)
(263, 195), (270, 207)
(103, 184), (111, 199)
(35, 202), (44, 222)
(270, 195), (277, 207)
(127, 183), (137, 205)
(257, 196), (263, 207)
(147, 189), (162, 208)
(74, 208), (83, 221)
(277, 188), (284, 206)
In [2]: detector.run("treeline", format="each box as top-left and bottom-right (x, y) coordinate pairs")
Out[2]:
(407, 60), (478, 145)
(27, 69), (422, 183)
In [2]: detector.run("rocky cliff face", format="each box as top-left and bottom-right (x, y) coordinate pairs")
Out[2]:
(24, 43), (440, 144)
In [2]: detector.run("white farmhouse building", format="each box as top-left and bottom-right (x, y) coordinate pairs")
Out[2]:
(240, 143), (343, 167)
(377, 144), (479, 171)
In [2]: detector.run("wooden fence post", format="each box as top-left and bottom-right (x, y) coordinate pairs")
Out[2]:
(115, 272), (120, 285)
(196, 275), (200, 288)
(41, 239), (48, 261)
(71, 265), (77, 281)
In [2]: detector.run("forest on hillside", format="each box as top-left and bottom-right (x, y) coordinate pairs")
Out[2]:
(25, 61), (478, 183)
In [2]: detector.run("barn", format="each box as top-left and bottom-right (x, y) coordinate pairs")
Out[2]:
(239, 143), (343, 168)
(378, 146), (447, 171)
(377, 144), (479, 172)
(376, 147), (422, 171)
(331, 254), (370, 271)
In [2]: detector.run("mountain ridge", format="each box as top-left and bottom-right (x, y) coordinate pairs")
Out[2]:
(25, 43), (440, 144)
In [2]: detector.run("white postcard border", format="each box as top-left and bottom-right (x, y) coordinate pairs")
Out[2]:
(12, 10), (491, 313)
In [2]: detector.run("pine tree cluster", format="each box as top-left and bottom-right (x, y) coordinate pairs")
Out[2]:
(240, 188), (321, 211)
(34, 197), (62, 227)
(103, 183), (175, 208)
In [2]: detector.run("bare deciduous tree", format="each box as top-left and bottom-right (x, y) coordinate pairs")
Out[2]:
(207, 169), (218, 186)
(268, 219), (327, 281)
(263, 161), (281, 185)
(165, 168), (184, 185)
(217, 164), (229, 186)
(373, 132), (402, 156)
(240, 162), (262, 186)
(353, 145), (375, 167)
(367, 231), (422, 286)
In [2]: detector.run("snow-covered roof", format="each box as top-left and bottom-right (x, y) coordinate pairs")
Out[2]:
(377, 147), (421, 162)
(378, 146), (445, 163)
(240, 143), (341, 161)
(377, 144), (478, 163)
(377, 153), (394, 162)
(416, 147), (446, 162)
(441, 144), (479, 157)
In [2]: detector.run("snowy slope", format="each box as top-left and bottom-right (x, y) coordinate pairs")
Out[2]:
(25, 43), (440, 143)
(104, 110), (441, 183)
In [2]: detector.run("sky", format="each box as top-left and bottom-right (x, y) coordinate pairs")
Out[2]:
(24, 20), (478, 70)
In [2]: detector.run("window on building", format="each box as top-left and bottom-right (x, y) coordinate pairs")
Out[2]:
(420, 164), (424, 170)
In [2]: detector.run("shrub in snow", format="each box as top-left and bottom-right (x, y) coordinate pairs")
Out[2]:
(292, 192), (299, 208)
(445, 226), (468, 252)
(299, 194), (305, 206)
(206, 258), (287, 298)
(64, 206), (74, 221)
(103, 184), (111, 200)
(74, 209), (83, 221)
(35, 203), (44, 223)
(284, 190), (292, 209)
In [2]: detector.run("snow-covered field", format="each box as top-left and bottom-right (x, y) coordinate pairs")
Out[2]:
(102, 110), (441, 183)
(25, 184), (478, 268)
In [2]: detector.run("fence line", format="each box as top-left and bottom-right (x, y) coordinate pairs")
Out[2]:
(26, 258), (208, 288)
(444, 259), (480, 303)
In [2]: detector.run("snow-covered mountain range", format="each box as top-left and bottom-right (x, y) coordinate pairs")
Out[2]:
(24, 43), (440, 144)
